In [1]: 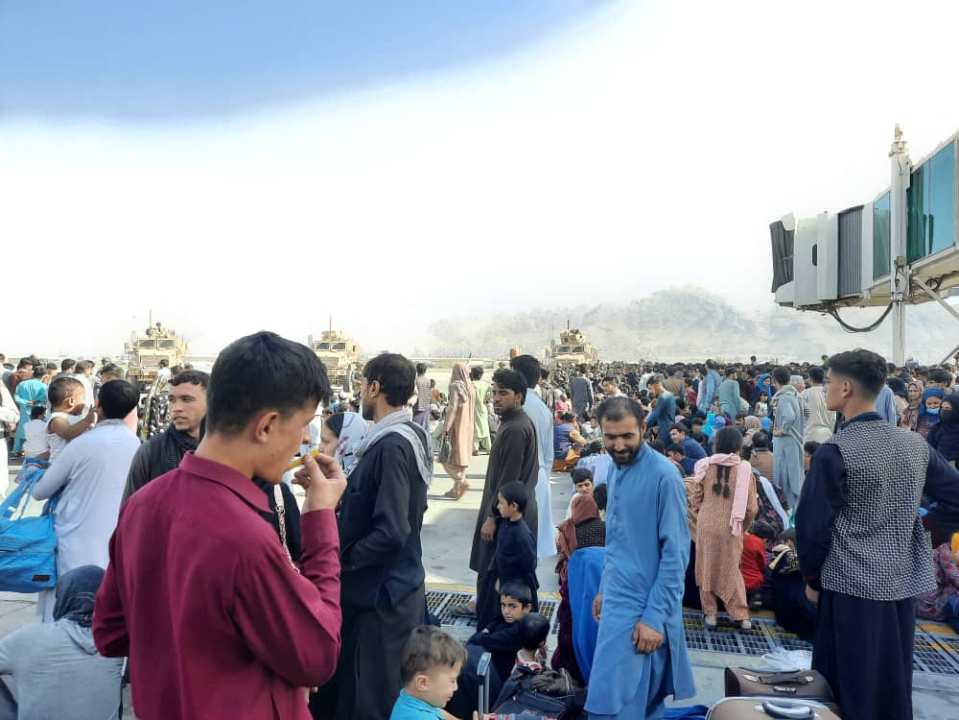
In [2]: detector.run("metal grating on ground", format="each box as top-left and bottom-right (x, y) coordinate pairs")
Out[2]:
(429, 589), (558, 634)
(427, 591), (959, 677)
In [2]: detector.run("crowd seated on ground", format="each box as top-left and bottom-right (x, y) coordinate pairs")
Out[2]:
(4, 348), (959, 720)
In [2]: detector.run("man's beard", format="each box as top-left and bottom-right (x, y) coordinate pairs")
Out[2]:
(361, 400), (375, 421)
(609, 444), (640, 466)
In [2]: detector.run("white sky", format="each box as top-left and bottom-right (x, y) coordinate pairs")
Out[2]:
(3, 0), (959, 357)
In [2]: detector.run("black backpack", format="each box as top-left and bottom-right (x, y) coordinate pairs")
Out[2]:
(493, 666), (587, 719)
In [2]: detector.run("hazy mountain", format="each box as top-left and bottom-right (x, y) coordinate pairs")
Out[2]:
(420, 286), (955, 364)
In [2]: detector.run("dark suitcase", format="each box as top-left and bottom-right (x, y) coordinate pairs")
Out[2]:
(708, 697), (841, 719)
(724, 668), (834, 704)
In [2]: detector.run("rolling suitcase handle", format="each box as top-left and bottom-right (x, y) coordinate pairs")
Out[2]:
(761, 700), (815, 719)
(477, 651), (492, 715)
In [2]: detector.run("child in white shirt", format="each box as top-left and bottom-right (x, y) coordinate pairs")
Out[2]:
(22, 407), (50, 460)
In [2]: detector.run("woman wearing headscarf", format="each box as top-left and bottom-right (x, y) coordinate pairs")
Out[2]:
(0, 566), (123, 719)
(552, 493), (605, 682)
(441, 363), (476, 500)
(741, 415), (762, 448)
(917, 387), (946, 439)
(925, 394), (959, 547)
(318, 411), (369, 477)
(687, 427), (759, 629)
(900, 380), (924, 431)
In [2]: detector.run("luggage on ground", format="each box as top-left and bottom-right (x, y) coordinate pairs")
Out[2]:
(708, 697), (841, 719)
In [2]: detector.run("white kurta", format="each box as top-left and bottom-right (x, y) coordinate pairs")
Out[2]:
(523, 391), (556, 557)
(0, 382), (19, 498)
(32, 419), (140, 621)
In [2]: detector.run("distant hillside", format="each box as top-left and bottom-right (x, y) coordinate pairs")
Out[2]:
(419, 286), (954, 363)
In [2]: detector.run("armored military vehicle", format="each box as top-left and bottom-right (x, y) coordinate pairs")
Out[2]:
(547, 327), (599, 368)
(309, 329), (361, 391)
(124, 321), (188, 388)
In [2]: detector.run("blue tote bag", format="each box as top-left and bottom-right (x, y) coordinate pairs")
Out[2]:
(0, 462), (58, 592)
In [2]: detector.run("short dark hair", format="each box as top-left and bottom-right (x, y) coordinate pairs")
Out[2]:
(17, 358), (33, 370)
(826, 349), (887, 398)
(98, 380), (140, 419)
(498, 481), (529, 514)
(100, 363), (121, 377)
(518, 613), (550, 652)
(571, 466), (594, 484)
(158, 358), (170, 368)
(725, 368), (737, 378)
(415, 362), (428, 376)
(751, 430), (771, 450)
(596, 396), (646, 426)
(76, 360), (94, 373)
(593, 483), (608, 511)
(492, 368), (527, 403)
(206, 332), (331, 435)
(510, 355), (541, 390)
(170, 370), (210, 389)
(540, 368), (550, 381)
(669, 422), (689, 435)
(399, 626), (467, 685)
(30, 406), (47, 420)
(929, 367), (953, 385)
(499, 580), (533, 607)
(771, 366), (791, 386)
(666, 443), (685, 456)
(559, 412), (575, 423)
(45, 362), (58, 372)
(808, 366), (825, 384)
(48, 376), (83, 407)
(470, 365), (484, 381)
(363, 353), (416, 408)
(803, 440), (821, 456)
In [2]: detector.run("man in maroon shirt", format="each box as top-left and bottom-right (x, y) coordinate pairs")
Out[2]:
(93, 331), (347, 720)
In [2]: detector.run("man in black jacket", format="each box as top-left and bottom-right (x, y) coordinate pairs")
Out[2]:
(123, 370), (210, 501)
(328, 352), (430, 720)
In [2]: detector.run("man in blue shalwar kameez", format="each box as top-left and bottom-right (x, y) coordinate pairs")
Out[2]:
(586, 397), (695, 719)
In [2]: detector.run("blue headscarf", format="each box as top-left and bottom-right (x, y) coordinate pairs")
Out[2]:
(920, 387), (946, 424)
(53, 565), (104, 628)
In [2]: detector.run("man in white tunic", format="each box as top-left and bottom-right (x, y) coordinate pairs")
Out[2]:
(33, 380), (141, 621)
(511, 355), (556, 557)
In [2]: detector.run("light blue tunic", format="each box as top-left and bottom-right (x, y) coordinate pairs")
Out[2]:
(13, 378), (47, 454)
(772, 386), (805, 511)
(585, 444), (695, 718)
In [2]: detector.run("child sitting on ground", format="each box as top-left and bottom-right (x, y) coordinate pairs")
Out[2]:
(467, 581), (535, 684)
(514, 613), (550, 674)
(493, 482), (539, 615)
(22, 406), (50, 461)
(390, 625), (466, 720)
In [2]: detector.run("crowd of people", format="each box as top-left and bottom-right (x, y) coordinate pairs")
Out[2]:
(1, 342), (959, 719)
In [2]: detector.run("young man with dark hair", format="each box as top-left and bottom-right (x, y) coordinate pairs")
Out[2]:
(801, 366), (835, 444)
(93, 332), (347, 720)
(470, 368), (539, 631)
(331, 352), (432, 720)
(510, 355), (552, 558)
(646, 374), (677, 444)
(570, 364), (594, 422)
(796, 348), (959, 720)
(668, 422), (706, 464)
(587, 396), (695, 718)
(123, 370), (211, 501)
